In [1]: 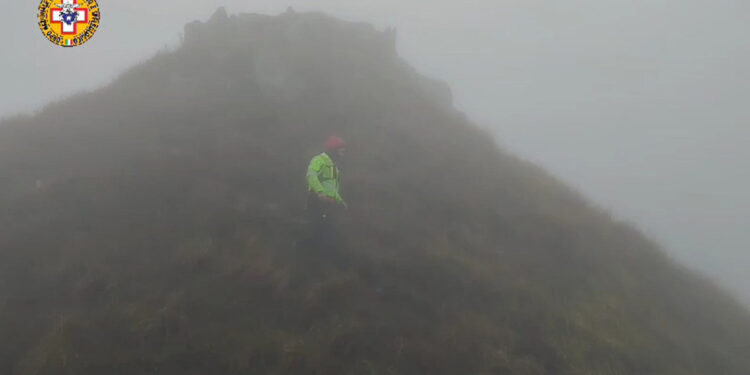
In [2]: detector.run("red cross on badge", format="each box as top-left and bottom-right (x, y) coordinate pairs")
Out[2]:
(50, 0), (89, 35)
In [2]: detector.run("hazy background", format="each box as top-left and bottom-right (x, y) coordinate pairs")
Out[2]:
(3, 0), (748, 304)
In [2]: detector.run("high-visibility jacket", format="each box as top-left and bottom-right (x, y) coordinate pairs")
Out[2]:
(307, 152), (346, 206)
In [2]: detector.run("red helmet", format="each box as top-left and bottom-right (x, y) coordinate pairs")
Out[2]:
(325, 135), (346, 151)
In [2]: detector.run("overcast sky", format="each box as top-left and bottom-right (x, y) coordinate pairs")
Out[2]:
(4, 0), (749, 304)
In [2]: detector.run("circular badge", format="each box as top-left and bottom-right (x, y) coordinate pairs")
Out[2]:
(38, 0), (100, 47)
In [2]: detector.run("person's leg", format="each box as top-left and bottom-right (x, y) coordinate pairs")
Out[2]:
(318, 209), (335, 250)
(304, 198), (344, 265)
(305, 194), (328, 250)
(320, 202), (348, 267)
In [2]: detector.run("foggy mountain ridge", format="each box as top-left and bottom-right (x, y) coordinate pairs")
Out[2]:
(1, 8), (750, 375)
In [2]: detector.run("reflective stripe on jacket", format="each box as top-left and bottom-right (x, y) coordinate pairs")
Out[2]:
(306, 152), (345, 205)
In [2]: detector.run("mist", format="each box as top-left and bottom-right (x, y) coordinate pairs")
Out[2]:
(2, 1), (750, 372)
(4, 0), (749, 310)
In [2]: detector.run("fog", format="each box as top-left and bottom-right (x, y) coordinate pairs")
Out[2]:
(4, 0), (749, 306)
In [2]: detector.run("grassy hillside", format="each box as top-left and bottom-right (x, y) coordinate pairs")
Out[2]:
(1, 8), (749, 375)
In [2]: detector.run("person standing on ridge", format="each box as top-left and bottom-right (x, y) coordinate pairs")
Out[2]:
(305, 135), (347, 249)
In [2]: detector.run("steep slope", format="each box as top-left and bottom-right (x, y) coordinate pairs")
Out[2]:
(1, 8), (749, 375)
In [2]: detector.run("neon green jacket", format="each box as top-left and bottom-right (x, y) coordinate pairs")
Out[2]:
(307, 152), (346, 206)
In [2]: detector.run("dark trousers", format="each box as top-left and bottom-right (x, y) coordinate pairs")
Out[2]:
(305, 193), (339, 251)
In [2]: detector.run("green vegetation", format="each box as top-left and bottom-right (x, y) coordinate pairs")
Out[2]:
(1, 9), (749, 374)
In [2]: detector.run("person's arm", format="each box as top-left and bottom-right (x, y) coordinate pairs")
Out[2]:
(332, 189), (346, 206)
(306, 157), (326, 195)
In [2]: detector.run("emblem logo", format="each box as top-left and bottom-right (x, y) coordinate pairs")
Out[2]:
(38, 0), (100, 47)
